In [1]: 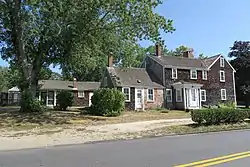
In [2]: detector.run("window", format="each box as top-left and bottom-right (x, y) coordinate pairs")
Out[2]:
(200, 90), (206, 101)
(78, 91), (84, 98)
(220, 57), (225, 67)
(202, 70), (207, 80)
(166, 89), (172, 102)
(220, 70), (225, 82)
(122, 87), (130, 102)
(190, 69), (197, 79)
(48, 91), (54, 105)
(221, 89), (227, 100)
(176, 89), (182, 102)
(172, 68), (177, 79)
(147, 88), (154, 101)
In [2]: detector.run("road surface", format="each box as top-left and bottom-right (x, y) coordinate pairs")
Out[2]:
(1, 130), (250, 167)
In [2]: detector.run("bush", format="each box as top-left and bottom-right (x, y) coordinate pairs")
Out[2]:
(56, 90), (74, 111)
(90, 88), (125, 117)
(191, 108), (249, 125)
(20, 91), (46, 112)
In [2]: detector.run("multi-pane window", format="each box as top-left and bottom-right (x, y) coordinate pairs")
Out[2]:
(122, 87), (130, 102)
(200, 90), (206, 101)
(220, 70), (225, 82)
(78, 91), (84, 98)
(176, 89), (182, 102)
(166, 89), (172, 102)
(147, 89), (154, 101)
(172, 68), (177, 79)
(220, 57), (225, 67)
(190, 69), (197, 79)
(221, 89), (227, 100)
(202, 70), (207, 80)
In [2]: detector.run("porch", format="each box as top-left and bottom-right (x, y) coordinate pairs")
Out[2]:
(171, 82), (203, 110)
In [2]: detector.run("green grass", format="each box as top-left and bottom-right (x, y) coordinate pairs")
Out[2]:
(131, 122), (250, 138)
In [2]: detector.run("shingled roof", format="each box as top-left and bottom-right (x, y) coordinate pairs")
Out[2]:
(202, 54), (221, 67)
(149, 55), (207, 69)
(38, 80), (100, 91)
(107, 67), (164, 88)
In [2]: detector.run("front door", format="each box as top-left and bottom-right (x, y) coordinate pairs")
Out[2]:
(135, 89), (143, 110)
(188, 88), (199, 109)
(89, 92), (93, 106)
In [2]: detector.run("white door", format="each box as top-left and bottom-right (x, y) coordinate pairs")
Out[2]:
(135, 89), (143, 110)
(188, 88), (199, 108)
(89, 92), (94, 106)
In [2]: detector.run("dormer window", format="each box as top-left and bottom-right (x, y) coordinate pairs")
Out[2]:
(220, 57), (225, 67)
(190, 69), (197, 79)
(172, 68), (177, 79)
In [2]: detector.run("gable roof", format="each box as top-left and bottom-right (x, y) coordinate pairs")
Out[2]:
(202, 54), (221, 67)
(38, 80), (100, 91)
(107, 67), (164, 88)
(202, 54), (236, 72)
(148, 55), (207, 70)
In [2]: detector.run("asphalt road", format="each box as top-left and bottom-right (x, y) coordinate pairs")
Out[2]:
(1, 130), (250, 167)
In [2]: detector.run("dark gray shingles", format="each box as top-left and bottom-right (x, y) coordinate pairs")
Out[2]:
(202, 54), (221, 67)
(107, 67), (164, 88)
(150, 55), (207, 69)
(39, 80), (100, 91)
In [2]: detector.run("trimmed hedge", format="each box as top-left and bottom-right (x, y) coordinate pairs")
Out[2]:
(191, 108), (250, 125)
(89, 88), (125, 117)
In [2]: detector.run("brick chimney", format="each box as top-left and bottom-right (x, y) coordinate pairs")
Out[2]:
(155, 43), (162, 57)
(73, 78), (77, 90)
(108, 54), (113, 67)
(183, 48), (194, 58)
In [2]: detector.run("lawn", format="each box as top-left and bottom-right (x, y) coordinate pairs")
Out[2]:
(0, 108), (190, 131)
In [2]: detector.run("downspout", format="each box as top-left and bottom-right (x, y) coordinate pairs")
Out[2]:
(233, 71), (237, 108)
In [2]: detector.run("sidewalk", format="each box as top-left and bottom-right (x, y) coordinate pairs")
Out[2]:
(0, 118), (194, 151)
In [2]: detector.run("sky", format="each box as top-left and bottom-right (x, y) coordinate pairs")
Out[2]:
(140, 0), (250, 58)
(1, 0), (249, 72)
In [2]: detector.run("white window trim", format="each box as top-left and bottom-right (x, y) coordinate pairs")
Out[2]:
(202, 70), (207, 80)
(221, 89), (227, 100)
(190, 69), (197, 79)
(176, 89), (182, 102)
(122, 87), (131, 102)
(220, 70), (225, 82)
(220, 57), (225, 67)
(200, 89), (206, 102)
(78, 91), (84, 98)
(166, 89), (172, 102)
(147, 88), (154, 102)
(172, 68), (178, 79)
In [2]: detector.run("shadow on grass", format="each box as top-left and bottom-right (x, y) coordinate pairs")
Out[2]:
(0, 107), (108, 127)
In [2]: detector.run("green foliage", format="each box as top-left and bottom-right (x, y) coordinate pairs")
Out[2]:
(56, 90), (74, 111)
(191, 108), (249, 125)
(19, 91), (46, 113)
(90, 88), (125, 117)
(229, 41), (250, 108)
(218, 102), (236, 108)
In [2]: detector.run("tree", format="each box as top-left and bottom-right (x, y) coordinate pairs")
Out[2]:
(228, 41), (250, 108)
(1, 0), (174, 111)
(0, 66), (9, 91)
(198, 53), (208, 59)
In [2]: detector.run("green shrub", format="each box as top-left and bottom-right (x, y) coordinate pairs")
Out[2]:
(56, 90), (74, 111)
(20, 91), (46, 112)
(90, 88), (125, 117)
(218, 102), (236, 108)
(191, 108), (248, 125)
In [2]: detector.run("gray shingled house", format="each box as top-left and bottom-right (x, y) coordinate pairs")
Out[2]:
(9, 80), (100, 107)
(101, 62), (164, 110)
(101, 44), (236, 111)
(143, 44), (236, 110)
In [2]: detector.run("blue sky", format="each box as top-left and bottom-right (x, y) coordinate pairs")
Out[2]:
(1, 0), (249, 72)
(140, 0), (250, 58)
